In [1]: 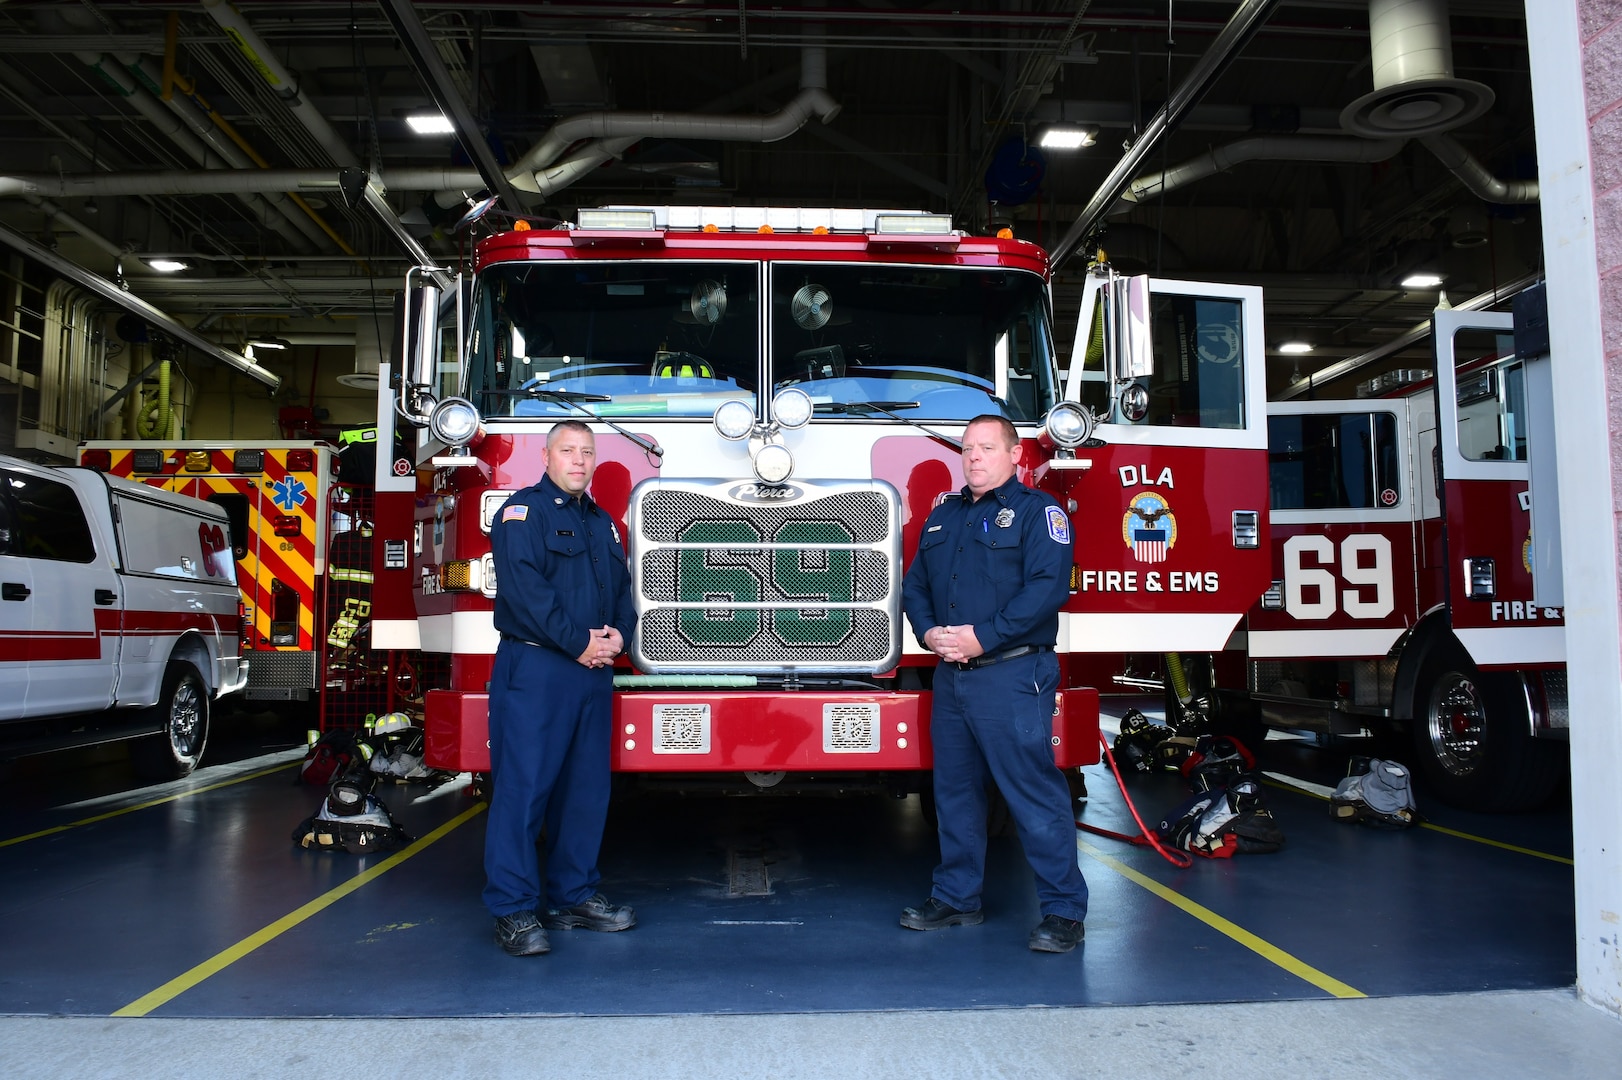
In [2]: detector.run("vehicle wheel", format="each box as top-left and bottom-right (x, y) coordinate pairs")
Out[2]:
(1410, 641), (1562, 812)
(132, 661), (209, 781)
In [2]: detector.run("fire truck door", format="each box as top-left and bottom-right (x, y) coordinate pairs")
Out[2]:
(1433, 308), (1563, 666)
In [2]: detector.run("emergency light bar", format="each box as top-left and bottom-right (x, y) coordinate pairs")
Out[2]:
(592, 205), (955, 234)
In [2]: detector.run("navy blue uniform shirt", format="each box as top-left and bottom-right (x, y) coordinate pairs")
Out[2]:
(489, 472), (636, 660)
(901, 475), (1073, 655)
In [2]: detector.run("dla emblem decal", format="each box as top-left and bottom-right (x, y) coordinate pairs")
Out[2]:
(994, 508), (1016, 528)
(1045, 506), (1070, 543)
(1121, 492), (1176, 564)
(270, 474), (308, 511)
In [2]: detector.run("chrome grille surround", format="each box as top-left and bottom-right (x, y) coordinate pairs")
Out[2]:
(629, 477), (903, 673)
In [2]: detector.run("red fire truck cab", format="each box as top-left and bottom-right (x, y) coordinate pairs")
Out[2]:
(1204, 287), (1567, 812)
(374, 206), (1273, 797)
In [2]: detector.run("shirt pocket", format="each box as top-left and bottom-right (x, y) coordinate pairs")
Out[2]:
(544, 530), (584, 559)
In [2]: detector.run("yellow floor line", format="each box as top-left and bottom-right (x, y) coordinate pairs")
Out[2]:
(113, 801), (487, 1017)
(1261, 773), (1574, 866)
(1077, 836), (1366, 999)
(0, 760), (300, 849)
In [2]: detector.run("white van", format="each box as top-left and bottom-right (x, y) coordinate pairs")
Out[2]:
(0, 455), (247, 779)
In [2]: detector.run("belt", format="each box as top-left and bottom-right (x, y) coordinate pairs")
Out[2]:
(950, 644), (1054, 671)
(500, 633), (553, 651)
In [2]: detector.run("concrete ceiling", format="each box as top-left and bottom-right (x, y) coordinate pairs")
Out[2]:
(0, 1), (1538, 399)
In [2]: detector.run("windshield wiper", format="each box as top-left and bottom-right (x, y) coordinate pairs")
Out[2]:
(815, 400), (963, 451)
(495, 385), (664, 459)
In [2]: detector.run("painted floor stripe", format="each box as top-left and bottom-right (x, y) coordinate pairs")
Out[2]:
(112, 801), (488, 1018)
(0, 757), (301, 850)
(1262, 772), (1574, 866)
(1077, 836), (1367, 1000)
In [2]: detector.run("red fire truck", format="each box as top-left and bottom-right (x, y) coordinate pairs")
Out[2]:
(77, 440), (403, 728)
(371, 205), (1273, 796)
(1193, 288), (1567, 812)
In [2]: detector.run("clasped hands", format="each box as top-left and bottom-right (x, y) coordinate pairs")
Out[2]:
(924, 623), (983, 665)
(576, 625), (624, 668)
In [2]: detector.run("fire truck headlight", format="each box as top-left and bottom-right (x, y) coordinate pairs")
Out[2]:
(713, 399), (757, 441)
(430, 397), (482, 446)
(753, 442), (794, 484)
(1041, 402), (1093, 450)
(1118, 383), (1150, 423)
(772, 387), (814, 430)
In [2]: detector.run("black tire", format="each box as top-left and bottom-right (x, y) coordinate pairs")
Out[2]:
(1409, 641), (1562, 812)
(132, 661), (209, 782)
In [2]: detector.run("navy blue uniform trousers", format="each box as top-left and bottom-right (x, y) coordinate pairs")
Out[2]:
(482, 638), (613, 917)
(929, 649), (1089, 923)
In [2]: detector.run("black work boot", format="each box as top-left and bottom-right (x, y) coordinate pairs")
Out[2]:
(1028, 914), (1085, 953)
(542, 892), (637, 932)
(899, 897), (985, 931)
(494, 910), (551, 956)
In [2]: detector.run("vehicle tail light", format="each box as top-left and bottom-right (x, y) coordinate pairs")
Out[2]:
(81, 449), (112, 471)
(233, 450), (265, 473)
(287, 449), (315, 472)
(184, 451), (212, 472)
(273, 515), (302, 537)
(440, 559), (481, 592)
(132, 448), (165, 473)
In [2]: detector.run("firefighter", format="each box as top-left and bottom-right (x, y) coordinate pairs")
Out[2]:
(483, 419), (638, 957)
(899, 413), (1089, 953)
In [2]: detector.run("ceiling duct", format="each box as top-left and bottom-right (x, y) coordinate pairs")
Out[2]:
(338, 312), (387, 391)
(1340, 0), (1494, 138)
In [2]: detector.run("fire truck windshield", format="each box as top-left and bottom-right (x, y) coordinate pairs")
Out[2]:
(770, 264), (1058, 423)
(463, 260), (1060, 425)
(468, 261), (761, 419)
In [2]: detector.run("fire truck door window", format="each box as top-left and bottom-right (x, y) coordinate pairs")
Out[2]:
(769, 264), (1057, 422)
(1452, 329), (1528, 463)
(1133, 295), (1246, 430)
(1267, 412), (1399, 510)
(473, 262), (759, 419)
(5, 473), (96, 562)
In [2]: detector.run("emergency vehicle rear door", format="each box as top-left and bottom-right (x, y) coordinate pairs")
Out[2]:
(0, 477), (34, 713)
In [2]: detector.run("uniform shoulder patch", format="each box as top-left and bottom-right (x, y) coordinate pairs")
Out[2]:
(1045, 505), (1071, 544)
(502, 503), (529, 522)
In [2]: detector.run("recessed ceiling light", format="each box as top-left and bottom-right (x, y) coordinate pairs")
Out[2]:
(144, 258), (188, 273)
(406, 114), (455, 135)
(1401, 272), (1445, 288)
(1277, 341), (1314, 354)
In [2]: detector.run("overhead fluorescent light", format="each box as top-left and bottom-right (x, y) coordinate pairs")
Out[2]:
(1277, 341), (1314, 354)
(1038, 124), (1098, 150)
(144, 258), (188, 273)
(1401, 272), (1445, 288)
(406, 113), (455, 135)
(247, 337), (290, 350)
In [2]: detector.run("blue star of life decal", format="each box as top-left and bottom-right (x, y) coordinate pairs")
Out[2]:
(271, 474), (309, 511)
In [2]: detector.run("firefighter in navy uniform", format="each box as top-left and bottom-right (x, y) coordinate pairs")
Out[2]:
(483, 419), (638, 957)
(899, 414), (1089, 953)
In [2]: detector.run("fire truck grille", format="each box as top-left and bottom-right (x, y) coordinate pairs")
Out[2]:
(630, 479), (902, 673)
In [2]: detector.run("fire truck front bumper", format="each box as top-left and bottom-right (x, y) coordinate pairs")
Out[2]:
(423, 688), (1100, 775)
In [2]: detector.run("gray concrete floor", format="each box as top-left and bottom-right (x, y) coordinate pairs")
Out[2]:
(4, 989), (1621, 1079)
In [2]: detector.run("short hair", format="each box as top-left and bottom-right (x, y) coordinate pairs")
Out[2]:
(964, 413), (1018, 449)
(546, 419), (593, 447)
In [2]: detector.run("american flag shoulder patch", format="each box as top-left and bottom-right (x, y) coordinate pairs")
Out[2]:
(502, 504), (529, 522)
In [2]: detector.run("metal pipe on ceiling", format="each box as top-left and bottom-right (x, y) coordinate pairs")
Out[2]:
(1049, 0), (1286, 268)
(1419, 133), (1539, 203)
(1120, 136), (1406, 204)
(0, 219), (281, 390)
(0, 169), (485, 199)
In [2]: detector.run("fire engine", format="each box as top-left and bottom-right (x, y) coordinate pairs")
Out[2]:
(1189, 286), (1566, 812)
(77, 440), (397, 728)
(370, 205), (1273, 797)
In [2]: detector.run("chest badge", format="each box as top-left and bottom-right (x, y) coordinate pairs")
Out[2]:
(994, 508), (1016, 529)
